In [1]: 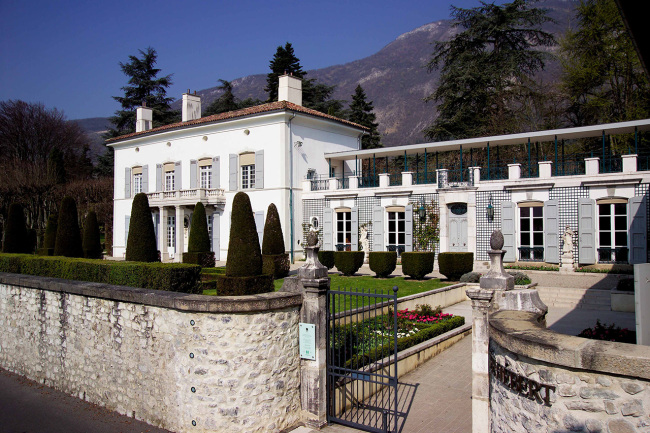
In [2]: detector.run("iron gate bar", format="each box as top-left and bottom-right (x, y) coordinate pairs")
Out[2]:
(327, 286), (399, 433)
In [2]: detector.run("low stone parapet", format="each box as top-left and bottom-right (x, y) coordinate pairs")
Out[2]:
(0, 272), (302, 433)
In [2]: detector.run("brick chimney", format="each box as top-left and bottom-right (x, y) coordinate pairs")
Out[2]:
(135, 103), (153, 132)
(278, 74), (302, 106)
(182, 90), (201, 122)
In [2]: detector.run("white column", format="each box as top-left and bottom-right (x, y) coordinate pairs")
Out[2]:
(159, 207), (167, 261)
(175, 206), (184, 263)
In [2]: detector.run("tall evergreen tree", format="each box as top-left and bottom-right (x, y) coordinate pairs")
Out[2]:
(125, 193), (158, 262)
(82, 210), (103, 259)
(54, 196), (83, 258)
(265, 42), (345, 116)
(203, 80), (262, 116)
(348, 85), (382, 149)
(105, 47), (178, 139)
(560, 0), (650, 127)
(2, 202), (29, 253)
(424, 0), (556, 140)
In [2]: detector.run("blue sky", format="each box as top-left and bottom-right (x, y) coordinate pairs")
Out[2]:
(1, 0), (493, 120)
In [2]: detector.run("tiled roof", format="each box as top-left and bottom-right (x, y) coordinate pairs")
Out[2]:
(106, 101), (368, 143)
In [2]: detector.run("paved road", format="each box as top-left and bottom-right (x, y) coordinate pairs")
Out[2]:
(0, 368), (172, 433)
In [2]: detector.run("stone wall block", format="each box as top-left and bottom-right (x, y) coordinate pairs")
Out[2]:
(608, 418), (636, 433)
(621, 382), (644, 395)
(565, 401), (605, 412)
(620, 399), (644, 417)
(580, 387), (620, 400)
(585, 418), (603, 433)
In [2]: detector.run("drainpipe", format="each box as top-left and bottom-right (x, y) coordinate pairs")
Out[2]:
(289, 112), (296, 263)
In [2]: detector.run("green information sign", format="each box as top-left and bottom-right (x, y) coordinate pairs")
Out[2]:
(299, 323), (316, 360)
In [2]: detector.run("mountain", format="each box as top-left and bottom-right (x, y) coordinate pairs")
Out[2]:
(69, 117), (112, 159)
(76, 0), (578, 148)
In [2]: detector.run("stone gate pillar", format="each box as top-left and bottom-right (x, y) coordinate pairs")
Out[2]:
(298, 232), (330, 429)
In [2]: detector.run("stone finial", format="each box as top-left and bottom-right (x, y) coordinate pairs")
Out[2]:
(490, 230), (504, 251)
(306, 230), (319, 247)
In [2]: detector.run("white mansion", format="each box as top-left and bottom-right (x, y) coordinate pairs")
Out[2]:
(109, 76), (650, 267)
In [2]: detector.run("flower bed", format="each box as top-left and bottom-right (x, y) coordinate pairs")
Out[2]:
(330, 305), (465, 369)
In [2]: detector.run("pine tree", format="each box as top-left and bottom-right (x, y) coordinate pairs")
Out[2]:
(560, 0), (650, 126)
(424, 0), (556, 140)
(203, 80), (261, 115)
(54, 196), (83, 258)
(125, 193), (158, 262)
(348, 85), (382, 149)
(106, 47), (178, 139)
(2, 202), (29, 254)
(82, 210), (103, 259)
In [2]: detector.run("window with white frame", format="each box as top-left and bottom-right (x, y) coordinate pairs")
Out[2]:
(336, 210), (352, 251)
(241, 164), (255, 189)
(167, 215), (176, 249)
(200, 164), (212, 189)
(387, 210), (406, 249)
(165, 170), (175, 191)
(133, 172), (143, 194)
(598, 201), (627, 263)
(519, 205), (544, 260)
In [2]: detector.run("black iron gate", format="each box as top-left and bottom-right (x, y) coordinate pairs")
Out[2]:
(326, 286), (399, 433)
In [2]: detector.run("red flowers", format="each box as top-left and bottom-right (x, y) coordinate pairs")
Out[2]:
(395, 308), (453, 324)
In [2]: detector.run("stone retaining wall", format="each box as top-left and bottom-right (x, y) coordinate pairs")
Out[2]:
(0, 273), (303, 433)
(489, 310), (650, 433)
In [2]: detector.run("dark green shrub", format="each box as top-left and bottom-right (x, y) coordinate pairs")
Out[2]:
(334, 251), (364, 276)
(401, 252), (435, 280)
(2, 203), (29, 254)
(578, 319), (636, 344)
(26, 229), (37, 254)
(318, 250), (335, 270)
(187, 202), (210, 253)
(616, 278), (634, 292)
(125, 193), (158, 262)
(460, 271), (482, 283)
(218, 192), (272, 295)
(507, 271), (531, 285)
(438, 252), (474, 280)
(369, 251), (397, 278)
(262, 203), (289, 278)
(183, 252), (216, 268)
(38, 214), (58, 256)
(82, 210), (103, 259)
(54, 196), (83, 258)
(0, 253), (201, 294)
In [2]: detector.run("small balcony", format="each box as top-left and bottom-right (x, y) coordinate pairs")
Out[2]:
(146, 188), (225, 207)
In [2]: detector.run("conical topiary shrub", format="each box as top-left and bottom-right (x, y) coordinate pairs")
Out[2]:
(261, 203), (289, 278)
(125, 193), (159, 262)
(82, 210), (103, 259)
(184, 202), (215, 267)
(38, 213), (58, 255)
(2, 202), (29, 253)
(54, 196), (83, 258)
(217, 192), (273, 295)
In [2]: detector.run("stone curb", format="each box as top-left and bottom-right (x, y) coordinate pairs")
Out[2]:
(0, 272), (302, 313)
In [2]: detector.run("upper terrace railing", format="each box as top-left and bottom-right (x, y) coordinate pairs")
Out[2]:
(305, 154), (643, 192)
(147, 188), (225, 205)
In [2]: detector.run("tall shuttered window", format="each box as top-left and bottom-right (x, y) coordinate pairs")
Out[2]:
(598, 202), (627, 263)
(519, 205), (543, 260)
(336, 211), (352, 251)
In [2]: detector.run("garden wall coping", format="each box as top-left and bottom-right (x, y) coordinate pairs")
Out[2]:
(489, 309), (650, 380)
(0, 272), (302, 313)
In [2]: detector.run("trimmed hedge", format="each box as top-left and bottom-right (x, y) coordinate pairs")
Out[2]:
(401, 252), (435, 280)
(335, 251), (364, 276)
(438, 252), (474, 280)
(262, 253), (290, 279)
(262, 203), (285, 255)
(216, 274), (274, 296)
(3, 203), (29, 254)
(508, 271), (531, 285)
(125, 193), (158, 262)
(0, 253), (201, 293)
(318, 250), (335, 270)
(187, 202), (210, 253)
(82, 210), (103, 259)
(183, 251), (216, 268)
(38, 213), (58, 256)
(54, 196), (83, 258)
(345, 315), (465, 368)
(369, 251), (397, 278)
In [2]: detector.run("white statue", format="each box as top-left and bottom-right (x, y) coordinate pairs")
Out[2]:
(562, 226), (574, 254)
(360, 226), (370, 263)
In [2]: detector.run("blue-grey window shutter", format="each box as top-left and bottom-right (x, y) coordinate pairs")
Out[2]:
(322, 208), (333, 251)
(373, 206), (384, 251)
(190, 160), (198, 188)
(125, 167), (131, 199)
(255, 210), (264, 247)
(229, 154), (237, 191)
(255, 150), (264, 189)
(212, 157), (220, 188)
(578, 198), (596, 265)
(544, 200), (559, 264)
(628, 196), (647, 264)
(351, 207), (359, 251)
(405, 204), (413, 252)
(501, 202), (515, 262)
(175, 161), (182, 190)
(156, 164), (162, 192)
(125, 216), (130, 247)
(142, 165), (149, 193)
(212, 213), (220, 261)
